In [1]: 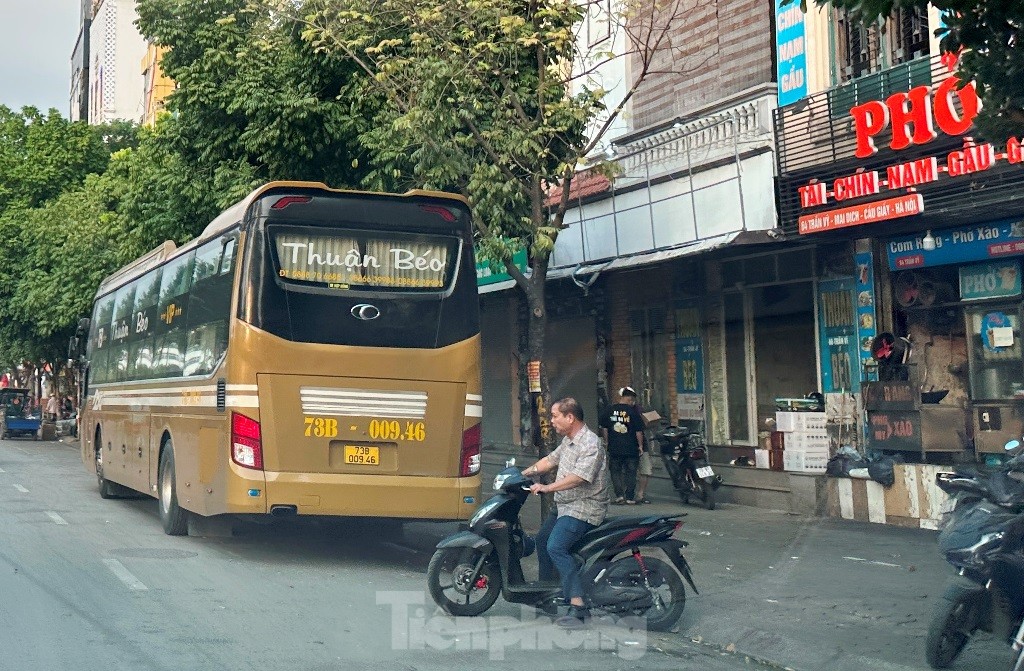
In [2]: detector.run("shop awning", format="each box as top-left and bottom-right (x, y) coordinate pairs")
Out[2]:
(478, 278), (518, 294)
(547, 229), (779, 280)
(478, 229), (780, 292)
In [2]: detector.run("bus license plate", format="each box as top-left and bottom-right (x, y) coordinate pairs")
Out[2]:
(344, 445), (380, 465)
(696, 466), (715, 478)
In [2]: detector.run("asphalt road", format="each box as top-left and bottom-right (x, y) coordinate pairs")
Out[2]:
(485, 455), (1010, 671)
(0, 438), (772, 671)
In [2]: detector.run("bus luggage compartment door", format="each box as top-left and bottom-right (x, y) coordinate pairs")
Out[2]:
(256, 374), (467, 477)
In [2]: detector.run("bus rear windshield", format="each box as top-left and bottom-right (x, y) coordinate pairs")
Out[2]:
(243, 217), (478, 349)
(271, 227), (458, 292)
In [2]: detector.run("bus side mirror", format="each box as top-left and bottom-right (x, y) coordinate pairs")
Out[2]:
(67, 335), (79, 361)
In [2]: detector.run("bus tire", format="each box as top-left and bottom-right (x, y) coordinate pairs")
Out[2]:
(96, 430), (121, 499)
(159, 442), (189, 536)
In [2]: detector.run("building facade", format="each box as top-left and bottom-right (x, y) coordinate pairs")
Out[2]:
(478, 0), (784, 459)
(87, 0), (149, 124)
(69, 0), (92, 122)
(776, 38), (1024, 465)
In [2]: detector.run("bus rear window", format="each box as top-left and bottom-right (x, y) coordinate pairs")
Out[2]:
(270, 227), (458, 292)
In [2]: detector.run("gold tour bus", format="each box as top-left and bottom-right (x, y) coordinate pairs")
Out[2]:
(78, 181), (482, 534)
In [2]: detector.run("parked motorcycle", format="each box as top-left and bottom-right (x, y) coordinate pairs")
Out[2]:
(655, 425), (721, 510)
(426, 460), (698, 631)
(926, 440), (1024, 669)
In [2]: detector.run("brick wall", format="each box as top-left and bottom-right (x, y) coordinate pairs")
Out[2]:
(630, 0), (774, 130)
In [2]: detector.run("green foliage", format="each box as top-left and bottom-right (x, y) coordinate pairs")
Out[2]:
(805, 0), (1024, 141)
(292, 0), (603, 266)
(0, 106), (115, 212)
(136, 0), (371, 194)
(0, 109), (139, 365)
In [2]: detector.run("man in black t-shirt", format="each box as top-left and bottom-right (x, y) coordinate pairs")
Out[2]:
(599, 386), (645, 504)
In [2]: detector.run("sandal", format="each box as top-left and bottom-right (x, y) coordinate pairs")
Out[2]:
(625, 500), (637, 505)
(638, 497), (651, 504)
(612, 497), (625, 505)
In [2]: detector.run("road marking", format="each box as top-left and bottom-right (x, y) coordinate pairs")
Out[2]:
(103, 558), (148, 591)
(12, 484), (28, 493)
(45, 511), (68, 525)
(843, 556), (903, 569)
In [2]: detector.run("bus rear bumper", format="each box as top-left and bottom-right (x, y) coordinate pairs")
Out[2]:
(257, 471), (482, 521)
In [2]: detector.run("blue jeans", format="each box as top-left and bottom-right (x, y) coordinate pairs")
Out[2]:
(536, 512), (596, 601)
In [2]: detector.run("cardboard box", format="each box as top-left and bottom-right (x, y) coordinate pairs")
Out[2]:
(754, 449), (770, 469)
(641, 410), (662, 427)
(783, 448), (829, 474)
(782, 432), (830, 450)
(775, 411), (826, 433)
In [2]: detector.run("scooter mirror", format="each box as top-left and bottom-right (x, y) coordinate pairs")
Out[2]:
(1005, 439), (1021, 452)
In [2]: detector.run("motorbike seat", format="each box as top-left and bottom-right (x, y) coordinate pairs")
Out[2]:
(571, 515), (679, 552)
(987, 473), (1024, 509)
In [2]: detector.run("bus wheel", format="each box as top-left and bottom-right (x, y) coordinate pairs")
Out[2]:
(96, 431), (120, 499)
(158, 442), (189, 536)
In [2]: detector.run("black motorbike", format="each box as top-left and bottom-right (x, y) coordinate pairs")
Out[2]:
(426, 460), (699, 631)
(655, 425), (721, 510)
(926, 440), (1024, 669)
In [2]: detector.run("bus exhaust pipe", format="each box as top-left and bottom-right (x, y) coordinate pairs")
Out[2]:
(271, 505), (298, 517)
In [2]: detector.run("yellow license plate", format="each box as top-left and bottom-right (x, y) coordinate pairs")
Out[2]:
(344, 445), (380, 465)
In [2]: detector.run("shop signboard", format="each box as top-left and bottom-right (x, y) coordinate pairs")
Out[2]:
(863, 381), (918, 411)
(780, 51), (1024, 236)
(818, 279), (861, 392)
(775, 0), (807, 107)
(674, 302), (705, 421)
(476, 248), (528, 286)
(868, 410), (921, 452)
(960, 260), (1022, 301)
(799, 194), (924, 234)
(855, 250), (879, 382)
(886, 218), (1024, 270)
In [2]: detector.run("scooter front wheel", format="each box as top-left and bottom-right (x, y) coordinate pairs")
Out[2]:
(925, 590), (981, 668)
(426, 547), (501, 616)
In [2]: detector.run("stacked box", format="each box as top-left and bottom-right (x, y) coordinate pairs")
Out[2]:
(776, 411), (829, 474)
(783, 449), (828, 474)
(775, 411), (826, 433)
(782, 432), (829, 450)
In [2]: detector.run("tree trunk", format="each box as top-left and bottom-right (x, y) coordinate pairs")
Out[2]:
(521, 261), (559, 519)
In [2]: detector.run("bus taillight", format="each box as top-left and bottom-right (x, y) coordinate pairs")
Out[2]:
(231, 412), (264, 470)
(271, 195), (312, 209)
(460, 424), (481, 477)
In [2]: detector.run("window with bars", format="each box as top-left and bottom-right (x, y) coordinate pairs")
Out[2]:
(833, 7), (930, 85)
(891, 7), (930, 65)
(836, 11), (883, 82)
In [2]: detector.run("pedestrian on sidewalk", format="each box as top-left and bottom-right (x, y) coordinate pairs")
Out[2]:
(45, 394), (60, 421)
(521, 397), (609, 629)
(635, 439), (653, 504)
(600, 386), (645, 505)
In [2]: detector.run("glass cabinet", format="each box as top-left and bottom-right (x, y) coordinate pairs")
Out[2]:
(966, 304), (1024, 401)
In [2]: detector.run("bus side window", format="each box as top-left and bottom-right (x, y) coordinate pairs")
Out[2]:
(89, 294), (115, 384)
(129, 266), (162, 381)
(220, 237), (236, 275)
(185, 239), (233, 376)
(154, 251), (195, 379)
(110, 282), (137, 383)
